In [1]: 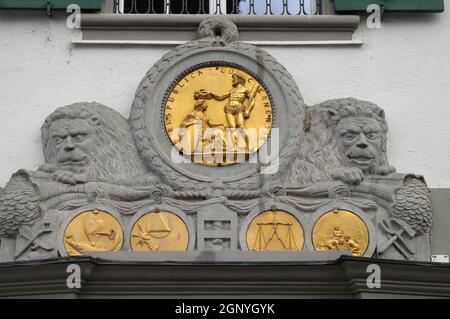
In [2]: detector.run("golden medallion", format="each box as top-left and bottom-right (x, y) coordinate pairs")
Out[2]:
(164, 66), (273, 166)
(312, 209), (369, 256)
(246, 210), (304, 251)
(130, 211), (189, 252)
(63, 209), (124, 256)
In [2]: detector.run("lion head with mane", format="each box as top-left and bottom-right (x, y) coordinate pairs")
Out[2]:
(289, 98), (395, 185)
(40, 102), (156, 185)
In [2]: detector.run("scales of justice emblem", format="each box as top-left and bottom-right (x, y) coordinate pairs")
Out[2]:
(164, 66), (273, 166)
(246, 210), (304, 251)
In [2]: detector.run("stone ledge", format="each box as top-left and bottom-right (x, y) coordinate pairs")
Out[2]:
(73, 14), (362, 46)
(85, 251), (352, 263)
(0, 255), (449, 298)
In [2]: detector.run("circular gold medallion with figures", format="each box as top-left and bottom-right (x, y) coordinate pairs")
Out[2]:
(130, 211), (189, 252)
(164, 66), (273, 166)
(312, 209), (369, 256)
(63, 210), (124, 256)
(246, 210), (304, 251)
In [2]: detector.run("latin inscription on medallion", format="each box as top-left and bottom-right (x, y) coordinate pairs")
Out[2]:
(246, 210), (304, 251)
(164, 66), (273, 166)
(131, 211), (189, 252)
(312, 209), (369, 256)
(63, 209), (124, 256)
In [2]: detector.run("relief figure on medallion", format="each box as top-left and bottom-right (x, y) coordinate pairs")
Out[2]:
(317, 226), (362, 256)
(176, 93), (226, 158)
(203, 73), (260, 152)
(164, 66), (272, 166)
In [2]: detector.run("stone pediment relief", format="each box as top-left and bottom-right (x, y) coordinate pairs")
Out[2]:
(0, 17), (431, 263)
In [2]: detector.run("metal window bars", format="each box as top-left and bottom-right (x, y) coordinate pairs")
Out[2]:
(114, 0), (322, 15)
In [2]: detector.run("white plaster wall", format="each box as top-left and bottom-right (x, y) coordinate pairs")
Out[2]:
(0, 11), (449, 188)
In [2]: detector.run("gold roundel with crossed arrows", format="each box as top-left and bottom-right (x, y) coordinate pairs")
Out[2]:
(164, 66), (273, 166)
(130, 211), (189, 252)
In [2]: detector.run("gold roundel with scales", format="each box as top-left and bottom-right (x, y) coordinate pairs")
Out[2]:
(130, 211), (189, 252)
(246, 210), (304, 251)
(164, 66), (273, 166)
(312, 209), (369, 256)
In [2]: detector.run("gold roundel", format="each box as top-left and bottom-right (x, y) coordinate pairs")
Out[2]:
(164, 66), (273, 166)
(131, 211), (189, 252)
(63, 209), (124, 256)
(246, 210), (304, 251)
(312, 209), (369, 256)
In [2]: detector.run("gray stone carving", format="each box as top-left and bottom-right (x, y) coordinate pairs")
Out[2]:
(0, 18), (433, 263)
(40, 102), (155, 186)
(15, 211), (57, 261)
(287, 98), (432, 261)
(0, 102), (161, 260)
(197, 204), (238, 251)
(198, 16), (239, 43)
(288, 98), (396, 185)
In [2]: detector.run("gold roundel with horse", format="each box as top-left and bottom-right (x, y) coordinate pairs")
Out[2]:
(164, 66), (273, 166)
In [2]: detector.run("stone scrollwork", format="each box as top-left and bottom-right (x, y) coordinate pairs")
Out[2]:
(0, 17), (432, 263)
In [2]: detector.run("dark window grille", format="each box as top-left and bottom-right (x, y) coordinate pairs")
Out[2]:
(114, 0), (322, 15)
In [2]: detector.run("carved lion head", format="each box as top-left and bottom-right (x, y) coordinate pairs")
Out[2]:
(41, 102), (149, 184)
(289, 98), (392, 184)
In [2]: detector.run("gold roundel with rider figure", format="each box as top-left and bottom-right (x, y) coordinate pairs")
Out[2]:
(164, 66), (273, 166)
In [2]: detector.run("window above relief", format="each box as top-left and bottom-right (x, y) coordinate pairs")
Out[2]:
(0, 0), (362, 45)
(114, 0), (321, 15)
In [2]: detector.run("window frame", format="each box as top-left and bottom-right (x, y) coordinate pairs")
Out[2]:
(75, 0), (361, 46)
(114, 0), (320, 15)
(116, 0), (225, 14)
